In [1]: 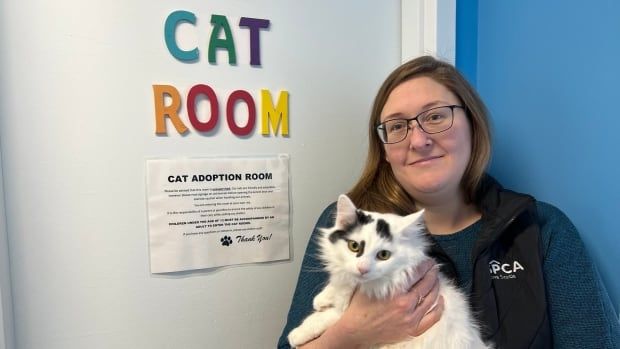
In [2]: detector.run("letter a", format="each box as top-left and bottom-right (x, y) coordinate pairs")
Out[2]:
(513, 261), (525, 272)
(208, 15), (237, 65)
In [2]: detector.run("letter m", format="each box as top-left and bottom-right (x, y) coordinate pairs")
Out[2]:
(261, 89), (289, 136)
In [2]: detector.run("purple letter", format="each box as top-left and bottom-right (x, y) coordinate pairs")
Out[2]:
(239, 17), (270, 66)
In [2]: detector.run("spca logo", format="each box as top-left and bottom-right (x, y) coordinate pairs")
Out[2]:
(489, 259), (525, 280)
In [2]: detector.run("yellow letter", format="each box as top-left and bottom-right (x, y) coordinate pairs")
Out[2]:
(153, 85), (189, 135)
(261, 89), (289, 136)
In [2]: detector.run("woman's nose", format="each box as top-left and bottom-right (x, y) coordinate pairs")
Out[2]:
(407, 122), (431, 149)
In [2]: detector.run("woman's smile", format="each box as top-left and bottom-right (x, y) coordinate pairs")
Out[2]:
(409, 155), (444, 166)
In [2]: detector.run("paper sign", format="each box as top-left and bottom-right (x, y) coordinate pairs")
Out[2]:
(146, 155), (290, 273)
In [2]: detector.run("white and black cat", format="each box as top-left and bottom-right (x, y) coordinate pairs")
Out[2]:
(288, 194), (491, 349)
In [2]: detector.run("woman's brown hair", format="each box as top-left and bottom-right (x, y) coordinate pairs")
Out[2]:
(347, 56), (492, 214)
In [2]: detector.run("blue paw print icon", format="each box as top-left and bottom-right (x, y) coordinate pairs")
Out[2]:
(221, 235), (233, 246)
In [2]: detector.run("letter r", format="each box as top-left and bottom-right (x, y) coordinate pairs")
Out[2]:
(153, 85), (189, 134)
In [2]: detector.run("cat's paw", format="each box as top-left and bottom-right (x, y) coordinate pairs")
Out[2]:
(312, 292), (334, 311)
(288, 327), (314, 348)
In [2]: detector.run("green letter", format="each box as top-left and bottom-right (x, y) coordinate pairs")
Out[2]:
(208, 15), (237, 65)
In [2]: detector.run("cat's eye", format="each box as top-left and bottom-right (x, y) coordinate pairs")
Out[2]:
(376, 250), (391, 260)
(347, 240), (360, 252)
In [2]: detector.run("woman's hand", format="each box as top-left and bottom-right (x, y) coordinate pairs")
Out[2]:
(337, 259), (444, 347)
(298, 259), (444, 349)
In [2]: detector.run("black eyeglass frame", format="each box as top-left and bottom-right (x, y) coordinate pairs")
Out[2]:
(375, 105), (464, 144)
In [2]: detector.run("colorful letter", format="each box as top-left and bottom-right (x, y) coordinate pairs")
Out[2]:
(164, 10), (199, 61)
(209, 15), (237, 65)
(239, 17), (270, 66)
(261, 90), (289, 136)
(227, 90), (256, 136)
(187, 84), (219, 133)
(153, 85), (188, 135)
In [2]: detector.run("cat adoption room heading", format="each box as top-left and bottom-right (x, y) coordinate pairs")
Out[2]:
(152, 10), (289, 137)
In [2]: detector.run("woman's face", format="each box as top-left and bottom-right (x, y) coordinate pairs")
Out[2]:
(380, 76), (472, 203)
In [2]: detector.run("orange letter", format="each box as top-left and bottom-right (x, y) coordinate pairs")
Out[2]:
(153, 85), (188, 135)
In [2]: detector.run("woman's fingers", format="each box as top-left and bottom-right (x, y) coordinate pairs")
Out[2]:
(405, 263), (443, 337)
(413, 296), (445, 337)
(407, 263), (439, 309)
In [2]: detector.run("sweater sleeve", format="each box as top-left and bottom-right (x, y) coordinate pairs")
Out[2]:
(276, 203), (336, 349)
(537, 202), (620, 348)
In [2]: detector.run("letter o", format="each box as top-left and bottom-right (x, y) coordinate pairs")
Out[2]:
(187, 84), (219, 132)
(226, 90), (256, 136)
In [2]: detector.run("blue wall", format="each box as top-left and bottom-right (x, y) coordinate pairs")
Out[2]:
(457, 1), (620, 312)
(455, 0), (478, 86)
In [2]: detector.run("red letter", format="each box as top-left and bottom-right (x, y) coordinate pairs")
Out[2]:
(226, 90), (256, 136)
(187, 84), (219, 132)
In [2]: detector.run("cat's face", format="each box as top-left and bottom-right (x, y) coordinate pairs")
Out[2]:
(320, 195), (427, 283)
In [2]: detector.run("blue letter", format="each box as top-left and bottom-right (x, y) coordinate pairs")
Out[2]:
(164, 10), (199, 61)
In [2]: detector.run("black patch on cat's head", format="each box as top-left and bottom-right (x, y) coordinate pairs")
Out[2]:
(356, 209), (374, 225)
(356, 240), (365, 257)
(328, 229), (349, 243)
(376, 219), (392, 241)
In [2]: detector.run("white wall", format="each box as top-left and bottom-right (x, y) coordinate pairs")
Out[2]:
(401, 0), (456, 63)
(0, 148), (14, 349)
(0, 1), (400, 348)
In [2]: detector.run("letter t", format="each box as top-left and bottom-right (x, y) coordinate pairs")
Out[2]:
(239, 17), (270, 66)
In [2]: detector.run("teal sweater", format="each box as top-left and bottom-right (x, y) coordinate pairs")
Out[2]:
(278, 201), (620, 348)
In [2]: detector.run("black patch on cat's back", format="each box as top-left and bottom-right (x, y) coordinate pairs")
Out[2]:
(328, 229), (349, 243)
(376, 219), (392, 241)
(356, 209), (374, 225)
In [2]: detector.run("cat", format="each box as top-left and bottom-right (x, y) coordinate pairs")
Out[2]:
(287, 194), (491, 349)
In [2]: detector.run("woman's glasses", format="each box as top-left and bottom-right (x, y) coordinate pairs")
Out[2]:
(376, 105), (463, 144)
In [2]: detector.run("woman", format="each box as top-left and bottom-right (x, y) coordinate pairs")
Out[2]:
(278, 56), (620, 348)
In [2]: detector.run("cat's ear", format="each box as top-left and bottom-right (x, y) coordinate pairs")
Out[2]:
(335, 194), (357, 227)
(400, 209), (425, 231)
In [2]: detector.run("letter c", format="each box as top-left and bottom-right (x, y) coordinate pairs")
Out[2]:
(501, 263), (512, 273)
(164, 10), (199, 61)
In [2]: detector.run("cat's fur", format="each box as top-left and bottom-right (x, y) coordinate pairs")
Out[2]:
(288, 194), (491, 349)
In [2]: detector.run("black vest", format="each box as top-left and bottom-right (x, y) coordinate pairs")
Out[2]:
(429, 177), (552, 348)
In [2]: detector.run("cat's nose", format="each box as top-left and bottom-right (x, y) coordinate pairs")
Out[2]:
(357, 265), (369, 275)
